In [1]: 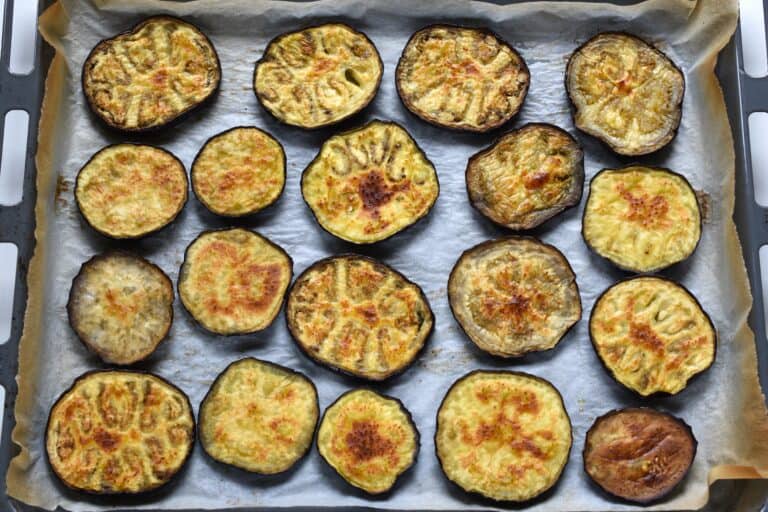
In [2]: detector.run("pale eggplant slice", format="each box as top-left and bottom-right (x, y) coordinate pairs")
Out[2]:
(286, 254), (433, 381)
(435, 370), (572, 502)
(396, 25), (530, 132)
(317, 389), (419, 495)
(178, 228), (292, 335)
(45, 370), (194, 495)
(198, 358), (319, 474)
(254, 23), (383, 129)
(67, 251), (173, 365)
(82, 16), (221, 132)
(191, 126), (286, 217)
(590, 276), (716, 397)
(466, 123), (584, 230)
(583, 408), (697, 504)
(582, 166), (701, 273)
(447, 237), (581, 357)
(301, 120), (439, 244)
(566, 32), (684, 156)
(74, 144), (188, 239)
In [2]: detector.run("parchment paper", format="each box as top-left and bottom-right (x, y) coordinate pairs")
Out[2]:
(7, 0), (768, 510)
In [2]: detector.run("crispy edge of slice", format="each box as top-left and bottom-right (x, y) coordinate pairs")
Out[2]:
(285, 253), (435, 381)
(466, 123), (584, 230)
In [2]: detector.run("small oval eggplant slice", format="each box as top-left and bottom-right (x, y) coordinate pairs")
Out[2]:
(286, 254), (433, 381)
(82, 16), (221, 132)
(317, 389), (419, 494)
(67, 251), (173, 365)
(583, 408), (697, 503)
(191, 127), (286, 217)
(254, 24), (383, 129)
(75, 144), (188, 239)
(566, 32), (684, 156)
(178, 228), (292, 335)
(447, 237), (581, 357)
(435, 370), (572, 502)
(590, 276), (716, 396)
(466, 123), (584, 230)
(199, 358), (319, 474)
(582, 166), (701, 273)
(396, 25), (530, 132)
(301, 120), (439, 244)
(45, 370), (194, 495)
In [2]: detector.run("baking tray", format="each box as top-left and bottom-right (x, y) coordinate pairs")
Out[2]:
(0, 0), (766, 510)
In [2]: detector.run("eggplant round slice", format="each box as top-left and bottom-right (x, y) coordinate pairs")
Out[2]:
(448, 237), (581, 357)
(75, 144), (188, 239)
(178, 228), (292, 335)
(199, 358), (319, 474)
(302, 120), (439, 244)
(82, 16), (221, 132)
(583, 408), (697, 503)
(45, 370), (194, 495)
(191, 127), (286, 217)
(254, 24), (383, 129)
(286, 254), (433, 381)
(466, 123), (584, 230)
(566, 32), (685, 156)
(396, 25), (530, 132)
(67, 251), (173, 365)
(582, 166), (701, 273)
(436, 370), (572, 502)
(317, 389), (419, 494)
(590, 276), (716, 396)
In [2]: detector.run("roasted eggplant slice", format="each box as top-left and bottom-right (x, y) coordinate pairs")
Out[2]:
(286, 254), (433, 381)
(583, 408), (697, 503)
(582, 166), (701, 273)
(45, 370), (194, 495)
(82, 16), (221, 132)
(75, 144), (188, 239)
(178, 228), (292, 335)
(466, 123), (584, 230)
(254, 23), (383, 129)
(301, 120), (439, 244)
(191, 126), (286, 217)
(67, 251), (173, 365)
(590, 276), (716, 396)
(317, 389), (419, 494)
(199, 358), (319, 474)
(566, 32), (685, 155)
(435, 370), (572, 502)
(396, 25), (530, 132)
(447, 237), (581, 357)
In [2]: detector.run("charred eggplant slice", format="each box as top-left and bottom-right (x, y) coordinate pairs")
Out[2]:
(191, 127), (286, 217)
(466, 123), (584, 230)
(301, 120), (439, 244)
(590, 276), (716, 396)
(317, 389), (419, 494)
(286, 254), (433, 381)
(447, 237), (581, 357)
(396, 25), (530, 132)
(583, 408), (697, 503)
(178, 228), (292, 335)
(67, 251), (173, 365)
(82, 16), (221, 132)
(75, 144), (188, 239)
(199, 358), (319, 474)
(582, 166), (701, 273)
(254, 24), (383, 129)
(435, 370), (572, 502)
(45, 370), (194, 494)
(566, 32), (684, 155)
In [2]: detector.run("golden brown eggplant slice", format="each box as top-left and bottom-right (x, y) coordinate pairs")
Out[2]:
(435, 370), (572, 502)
